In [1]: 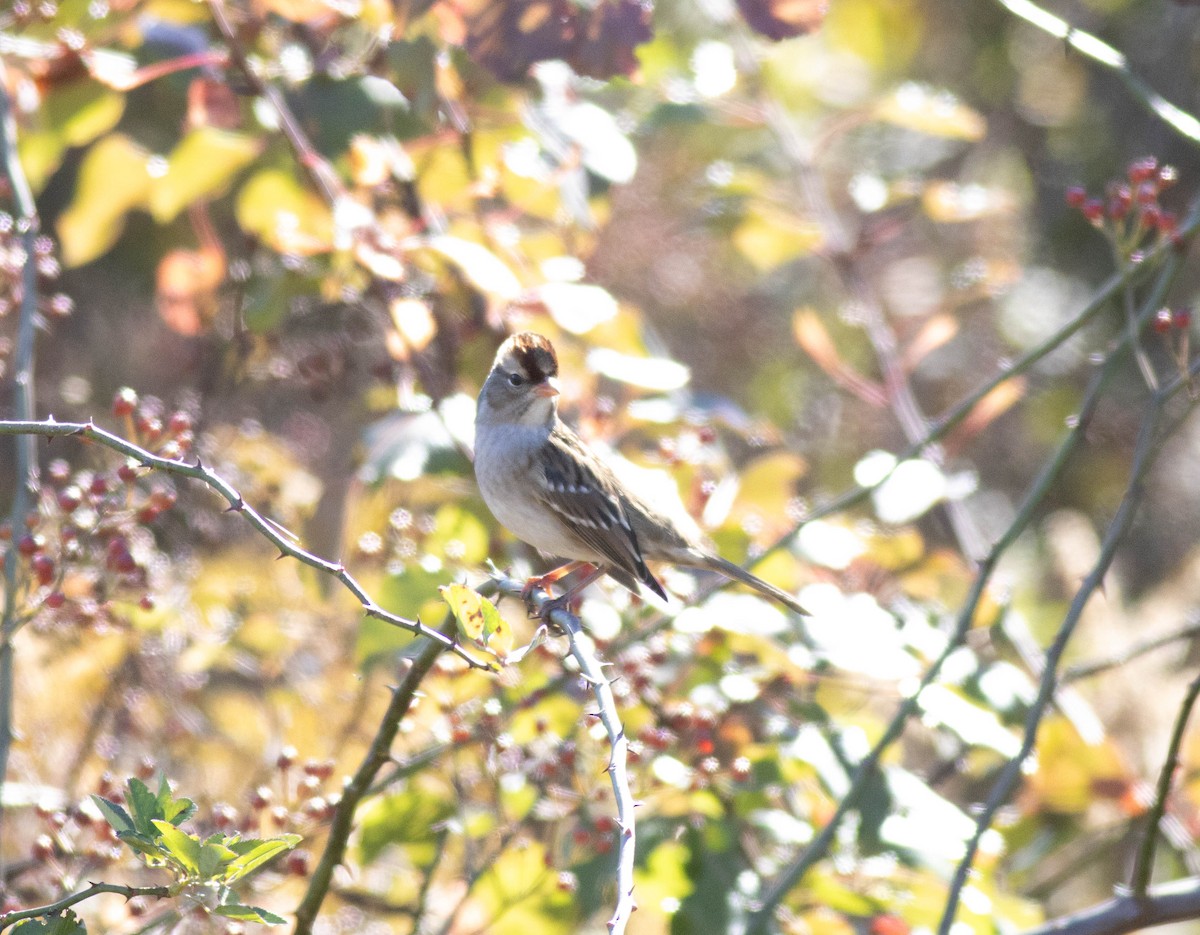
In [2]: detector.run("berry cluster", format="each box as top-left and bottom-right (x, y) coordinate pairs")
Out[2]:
(0, 220), (72, 378)
(238, 746), (339, 866)
(1066, 157), (1184, 255)
(0, 388), (193, 628)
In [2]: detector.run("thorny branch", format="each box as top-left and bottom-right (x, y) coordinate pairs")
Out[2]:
(491, 573), (638, 935)
(0, 882), (171, 932)
(0, 419), (492, 671)
(0, 60), (41, 873)
(744, 227), (1192, 931)
(293, 613), (458, 935)
(936, 357), (1200, 935)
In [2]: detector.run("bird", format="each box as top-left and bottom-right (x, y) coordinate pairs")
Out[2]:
(473, 331), (807, 615)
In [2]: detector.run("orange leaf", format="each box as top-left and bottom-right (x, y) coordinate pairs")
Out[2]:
(156, 246), (226, 336)
(945, 377), (1026, 454)
(793, 308), (887, 406)
(901, 314), (958, 372)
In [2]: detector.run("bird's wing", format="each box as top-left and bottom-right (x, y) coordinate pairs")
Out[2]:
(534, 425), (667, 600)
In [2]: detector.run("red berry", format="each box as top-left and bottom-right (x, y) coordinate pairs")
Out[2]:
(1159, 211), (1178, 236)
(136, 506), (161, 524)
(149, 489), (176, 512)
(1173, 307), (1192, 330)
(89, 475), (108, 497)
(17, 534), (40, 556)
(303, 759), (336, 781)
(44, 591), (65, 609)
(1142, 205), (1163, 229)
(1065, 186), (1087, 208)
(1129, 157), (1159, 184)
(139, 595), (155, 611)
(47, 459), (71, 486)
(114, 553), (137, 574)
(1136, 182), (1159, 206)
(1082, 199), (1104, 223)
(556, 871), (578, 893)
(250, 786), (273, 809)
(112, 387), (138, 417)
(286, 850), (310, 876)
(1159, 164), (1179, 187)
(32, 554), (55, 586)
(32, 834), (55, 861)
(57, 486), (82, 512)
(277, 746), (298, 770)
(1154, 308), (1173, 334)
(168, 412), (192, 435)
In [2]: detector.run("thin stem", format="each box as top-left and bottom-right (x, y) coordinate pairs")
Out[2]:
(990, 0), (1200, 146)
(0, 58), (41, 875)
(935, 381), (1186, 935)
(0, 420), (491, 671)
(1022, 875), (1200, 935)
(492, 574), (638, 935)
(0, 883), (171, 932)
(1064, 617), (1200, 683)
(293, 612), (456, 934)
(744, 286), (1154, 933)
(1130, 672), (1200, 896)
(206, 0), (344, 208)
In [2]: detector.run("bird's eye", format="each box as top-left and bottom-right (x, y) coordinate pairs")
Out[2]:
(507, 372), (525, 387)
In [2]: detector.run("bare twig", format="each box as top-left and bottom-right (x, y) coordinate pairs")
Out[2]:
(0, 419), (492, 670)
(744, 254), (1183, 932)
(1130, 672), (1200, 896)
(936, 373), (1197, 935)
(491, 573), (637, 935)
(1021, 875), (1200, 935)
(1064, 617), (1200, 683)
(293, 612), (457, 934)
(992, 0), (1200, 146)
(0, 59), (41, 873)
(0, 882), (171, 932)
(205, 0), (345, 208)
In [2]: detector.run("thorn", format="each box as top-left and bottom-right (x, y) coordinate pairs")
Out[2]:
(277, 551), (288, 560)
(587, 710), (600, 719)
(623, 826), (633, 838)
(194, 456), (205, 469)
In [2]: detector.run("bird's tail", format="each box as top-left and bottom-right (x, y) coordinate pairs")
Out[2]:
(700, 553), (809, 615)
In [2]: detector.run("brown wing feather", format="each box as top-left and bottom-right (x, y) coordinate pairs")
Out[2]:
(535, 425), (668, 600)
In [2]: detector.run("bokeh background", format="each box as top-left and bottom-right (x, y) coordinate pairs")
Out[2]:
(4, 0), (1200, 932)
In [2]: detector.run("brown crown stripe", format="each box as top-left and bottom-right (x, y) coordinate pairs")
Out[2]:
(508, 332), (558, 383)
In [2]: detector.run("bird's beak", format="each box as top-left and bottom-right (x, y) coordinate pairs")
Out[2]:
(533, 377), (560, 399)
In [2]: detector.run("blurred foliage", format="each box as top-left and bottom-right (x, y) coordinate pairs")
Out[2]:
(3, 0), (1200, 933)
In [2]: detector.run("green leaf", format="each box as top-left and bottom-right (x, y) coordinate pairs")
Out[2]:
(57, 133), (151, 267)
(126, 778), (164, 836)
(89, 795), (134, 835)
(440, 584), (512, 659)
(47, 82), (126, 148)
(12, 909), (87, 935)
(152, 820), (203, 875)
(157, 774), (197, 826)
(357, 787), (454, 865)
(116, 831), (168, 861)
(148, 127), (264, 223)
(222, 835), (301, 882)
(214, 904), (288, 925)
(197, 834), (239, 878)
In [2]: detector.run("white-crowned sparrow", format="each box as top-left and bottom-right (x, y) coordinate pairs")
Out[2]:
(474, 332), (807, 614)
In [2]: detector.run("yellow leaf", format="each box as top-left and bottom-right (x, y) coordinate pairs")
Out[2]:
(440, 584), (513, 658)
(922, 180), (1015, 223)
(57, 133), (151, 267)
(236, 168), (333, 255)
(734, 206), (823, 271)
(149, 127), (263, 223)
(874, 83), (985, 141)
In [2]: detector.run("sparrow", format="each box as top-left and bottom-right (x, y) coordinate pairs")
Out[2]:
(473, 332), (807, 614)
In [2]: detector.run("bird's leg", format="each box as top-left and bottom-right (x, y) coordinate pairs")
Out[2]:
(539, 563), (606, 622)
(522, 561), (589, 601)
